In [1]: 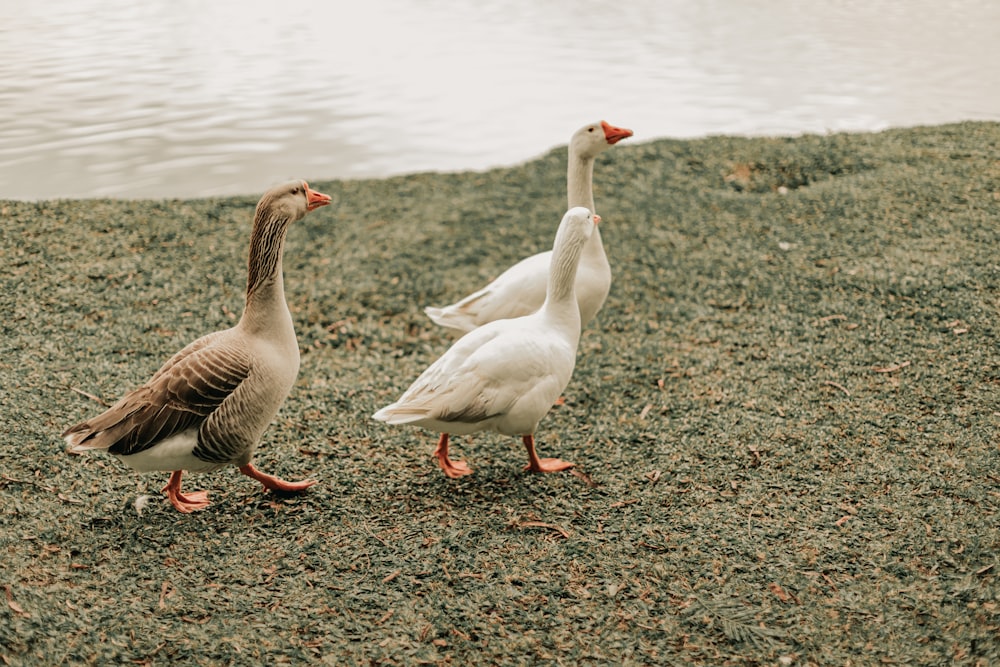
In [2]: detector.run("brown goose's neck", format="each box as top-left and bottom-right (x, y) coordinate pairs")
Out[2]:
(240, 212), (292, 334)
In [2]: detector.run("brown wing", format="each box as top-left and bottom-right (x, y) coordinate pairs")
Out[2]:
(63, 333), (252, 457)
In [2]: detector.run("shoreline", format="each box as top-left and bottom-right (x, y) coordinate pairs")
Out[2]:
(2, 121), (989, 204)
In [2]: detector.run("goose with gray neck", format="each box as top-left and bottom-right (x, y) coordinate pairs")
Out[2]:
(63, 180), (331, 513)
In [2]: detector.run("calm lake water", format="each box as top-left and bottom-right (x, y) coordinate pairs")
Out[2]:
(2, 0), (999, 200)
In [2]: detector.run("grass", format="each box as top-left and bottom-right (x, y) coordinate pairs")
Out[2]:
(1, 122), (998, 665)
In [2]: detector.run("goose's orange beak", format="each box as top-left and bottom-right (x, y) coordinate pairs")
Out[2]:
(305, 183), (332, 211)
(594, 214), (602, 225)
(601, 121), (633, 145)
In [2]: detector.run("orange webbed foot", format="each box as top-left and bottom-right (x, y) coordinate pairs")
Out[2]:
(161, 471), (211, 513)
(168, 490), (211, 513)
(433, 433), (473, 478)
(523, 458), (575, 474)
(521, 435), (574, 474)
(439, 457), (473, 478)
(238, 464), (317, 493)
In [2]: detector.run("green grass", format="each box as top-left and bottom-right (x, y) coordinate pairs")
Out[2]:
(2, 122), (998, 665)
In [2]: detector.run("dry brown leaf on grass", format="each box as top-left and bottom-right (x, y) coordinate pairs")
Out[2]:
(768, 582), (799, 604)
(69, 386), (110, 407)
(569, 468), (597, 487)
(1, 475), (56, 494)
(158, 582), (172, 609)
(822, 380), (850, 396)
(516, 520), (571, 539)
(4, 586), (28, 617)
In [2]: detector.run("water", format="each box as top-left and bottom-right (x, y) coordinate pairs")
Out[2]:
(2, 0), (999, 200)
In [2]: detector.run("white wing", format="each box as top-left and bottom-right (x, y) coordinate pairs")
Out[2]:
(424, 252), (551, 333)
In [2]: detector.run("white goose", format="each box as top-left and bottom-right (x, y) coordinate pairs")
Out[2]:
(424, 120), (632, 333)
(374, 207), (598, 477)
(63, 180), (331, 513)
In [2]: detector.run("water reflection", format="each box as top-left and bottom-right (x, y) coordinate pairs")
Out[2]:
(1, 0), (998, 200)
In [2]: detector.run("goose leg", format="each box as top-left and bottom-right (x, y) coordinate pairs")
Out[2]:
(522, 435), (574, 473)
(434, 433), (472, 478)
(161, 470), (211, 513)
(238, 463), (316, 493)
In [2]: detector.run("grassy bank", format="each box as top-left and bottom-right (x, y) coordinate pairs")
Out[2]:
(2, 122), (998, 665)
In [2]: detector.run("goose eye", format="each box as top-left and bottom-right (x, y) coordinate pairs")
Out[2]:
(588, 127), (595, 132)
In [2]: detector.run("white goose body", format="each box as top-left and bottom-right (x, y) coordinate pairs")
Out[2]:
(63, 181), (331, 512)
(375, 207), (597, 477)
(424, 121), (632, 333)
(379, 311), (578, 438)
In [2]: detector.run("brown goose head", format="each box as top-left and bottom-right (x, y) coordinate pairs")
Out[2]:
(255, 180), (331, 225)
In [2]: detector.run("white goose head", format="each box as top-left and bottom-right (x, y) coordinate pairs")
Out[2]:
(553, 206), (599, 255)
(569, 120), (634, 160)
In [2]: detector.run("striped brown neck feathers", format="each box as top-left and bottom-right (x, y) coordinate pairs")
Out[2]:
(240, 181), (330, 326)
(245, 205), (292, 302)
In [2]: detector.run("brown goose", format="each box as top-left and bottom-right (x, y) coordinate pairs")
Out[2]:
(63, 180), (331, 513)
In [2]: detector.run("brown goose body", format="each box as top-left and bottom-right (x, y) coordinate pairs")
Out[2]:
(63, 181), (331, 512)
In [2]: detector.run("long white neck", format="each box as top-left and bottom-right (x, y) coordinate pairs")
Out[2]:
(239, 213), (294, 338)
(567, 151), (596, 212)
(567, 149), (605, 261)
(542, 223), (588, 329)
